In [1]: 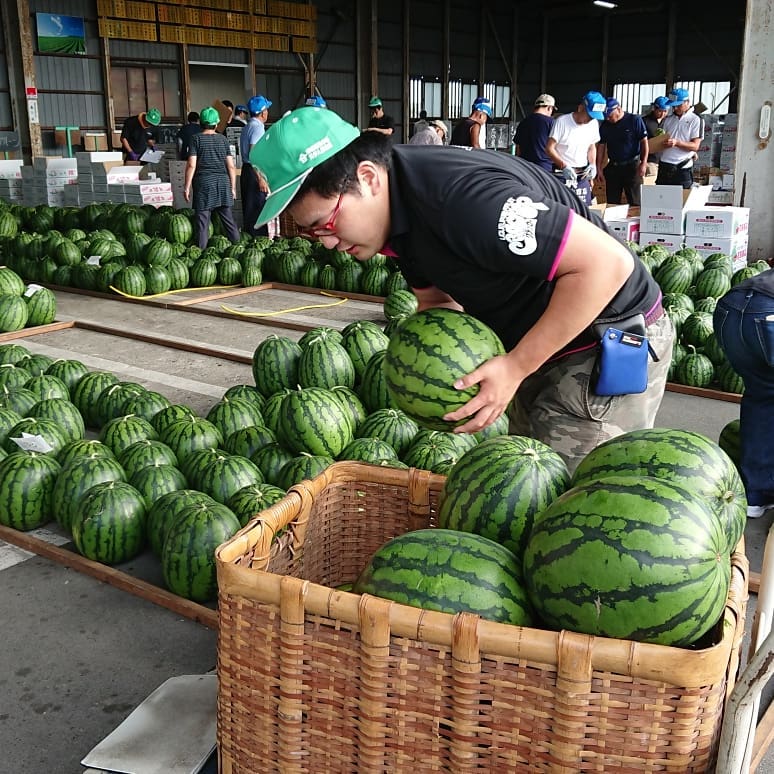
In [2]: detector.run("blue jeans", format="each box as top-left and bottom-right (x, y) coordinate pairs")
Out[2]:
(714, 289), (774, 506)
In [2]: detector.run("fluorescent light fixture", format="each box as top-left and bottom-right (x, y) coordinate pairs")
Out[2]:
(593, 0), (618, 7)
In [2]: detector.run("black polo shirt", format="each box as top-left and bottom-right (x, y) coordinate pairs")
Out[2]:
(368, 114), (395, 133)
(599, 112), (647, 163)
(120, 115), (157, 155)
(386, 145), (658, 353)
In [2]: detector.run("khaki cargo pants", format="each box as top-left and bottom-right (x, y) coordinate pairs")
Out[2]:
(506, 314), (674, 474)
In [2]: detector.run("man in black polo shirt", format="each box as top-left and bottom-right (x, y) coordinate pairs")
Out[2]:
(250, 109), (673, 471)
(120, 107), (161, 161)
(596, 98), (649, 206)
(366, 97), (394, 136)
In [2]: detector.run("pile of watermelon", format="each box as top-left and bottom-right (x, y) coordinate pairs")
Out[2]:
(636, 242), (771, 393)
(0, 201), (406, 299)
(0, 266), (57, 331)
(354, 426), (743, 648)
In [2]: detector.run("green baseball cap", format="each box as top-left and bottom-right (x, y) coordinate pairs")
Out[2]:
(368, 96), (382, 108)
(200, 106), (219, 125)
(145, 107), (161, 126)
(249, 108), (360, 227)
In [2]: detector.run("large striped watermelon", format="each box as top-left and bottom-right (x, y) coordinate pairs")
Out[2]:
(401, 434), (461, 473)
(0, 451), (61, 530)
(250, 443), (295, 487)
(130, 463), (188, 508)
(52, 454), (126, 533)
(45, 359), (90, 394)
(0, 364), (31, 391)
(71, 371), (120, 429)
(384, 309), (505, 431)
(223, 424), (276, 459)
(297, 338), (355, 390)
(161, 501), (240, 602)
(205, 397), (264, 440)
(117, 439), (178, 480)
(226, 482), (287, 527)
(0, 294), (29, 331)
(354, 528), (533, 626)
(23, 285), (57, 326)
(98, 415), (159, 457)
(523, 475), (731, 646)
(571, 427), (746, 551)
(355, 408), (419, 458)
(3, 417), (70, 457)
(438, 436), (570, 560)
(24, 374), (70, 403)
(94, 382), (147, 428)
(159, 416), (223, 463)
(57, 439), (115, 468)
(340, 321), (390, 382)
(277, 387), (353, 458)
(149, 403), (197, 436)
(358, 350), (397, 413)
(28, 398), (85, 444)
(251, 335), (302, 397)
(71, 481), (147, 564)
(188, 451), (264, 504)
(339, 437), (399, 464)
(277, 453), (334, 490)
(145, 489), (216, 557)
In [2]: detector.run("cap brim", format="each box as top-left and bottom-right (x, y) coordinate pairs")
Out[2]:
(254, 173), (309, 228)
(588, 110), (605, 120)
(665, 99), (682, 107)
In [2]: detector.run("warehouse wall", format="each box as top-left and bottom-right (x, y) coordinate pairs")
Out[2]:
(0, 21), (11, 131)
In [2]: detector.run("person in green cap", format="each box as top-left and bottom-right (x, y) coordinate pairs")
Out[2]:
(366, 96), (394, 136)
(183, 106), (240, 250)
(249, 108), (673, 473)
(120, 107), (161, 162)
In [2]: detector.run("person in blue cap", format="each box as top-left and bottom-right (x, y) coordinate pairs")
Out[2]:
(545, 91), (605, 206)
(240, 94), (272, 236)
(304, 95), (327, 108)
(644, 96), (669, 176)
(229, 104), (249, 127)
(596, 97), (648, 206)
(450, 99), (491, 149)
(656, 87), (704, 188)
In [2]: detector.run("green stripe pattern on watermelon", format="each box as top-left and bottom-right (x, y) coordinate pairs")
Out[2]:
(523, 475), (730, 647)
(0, 451), (61, 531)
(384, 308), (505, 431)
(353, 528), (533, 626)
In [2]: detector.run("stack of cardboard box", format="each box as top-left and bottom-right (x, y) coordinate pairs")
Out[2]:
(0, 160), (23, 203)
(709, 114), (737, 205)
(73, 152), (124, 205)
(684, 206), (749, 268)
(20, 157), (78, 206)
(638, 185), (712, 253)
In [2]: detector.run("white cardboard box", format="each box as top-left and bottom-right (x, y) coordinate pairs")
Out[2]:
(639, 185), (712, 235)
(607, 217), (640, 243)
(685, 206), (749, 239)
(684, 234), (748, 268)
(638, 232), (685, 252)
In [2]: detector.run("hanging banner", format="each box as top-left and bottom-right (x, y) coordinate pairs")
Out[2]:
(36, 13), (86, 55)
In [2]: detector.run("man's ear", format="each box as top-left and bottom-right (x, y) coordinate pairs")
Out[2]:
(356, 160), (384, 196)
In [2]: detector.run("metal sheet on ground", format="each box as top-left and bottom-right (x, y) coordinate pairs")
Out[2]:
(80, 675), (216, 774)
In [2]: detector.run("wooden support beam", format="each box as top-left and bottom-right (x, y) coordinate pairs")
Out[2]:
(0, 525), (218, 631)
(752, 700), (774, 771)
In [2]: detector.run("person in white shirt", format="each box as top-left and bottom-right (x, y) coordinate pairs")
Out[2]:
(545, 90), (605, 206)
(656, 88), (704, 189)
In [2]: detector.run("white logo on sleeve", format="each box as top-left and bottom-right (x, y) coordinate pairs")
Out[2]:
(497, 196), (549, 255)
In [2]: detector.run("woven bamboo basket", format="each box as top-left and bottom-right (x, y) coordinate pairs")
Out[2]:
(216, 461), (749, 773)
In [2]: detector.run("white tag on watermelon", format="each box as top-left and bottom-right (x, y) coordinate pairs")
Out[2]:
(87, 255), (101, 266)
(10, 433), (53, 453)
(24, 283), (44, 297)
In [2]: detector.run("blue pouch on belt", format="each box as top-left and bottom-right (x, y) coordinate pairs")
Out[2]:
(593, 327), (649, 396)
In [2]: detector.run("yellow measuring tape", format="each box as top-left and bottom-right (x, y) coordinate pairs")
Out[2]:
(221, 291), (349, 317)
(109, 283), (240, 300)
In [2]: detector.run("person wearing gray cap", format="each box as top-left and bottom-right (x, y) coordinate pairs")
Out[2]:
(513, 94), (556, 172)
(408, 119), (448, 146)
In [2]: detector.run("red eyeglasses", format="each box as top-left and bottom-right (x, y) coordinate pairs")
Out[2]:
(298, 193), (344, 239)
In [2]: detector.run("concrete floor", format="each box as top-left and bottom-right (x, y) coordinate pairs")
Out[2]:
(0, 287), (771, 773)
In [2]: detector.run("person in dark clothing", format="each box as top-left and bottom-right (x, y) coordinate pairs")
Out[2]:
(450, 101), (491, 149)
(514, 94), (556, 172)
(714, 269), (774, 519)
(366, 97), (394, 136)
(183, 107), (240, 250)
(644, 96), (669, 176)
(250, 108), (674, 472)
(120, 108), (161, 161)
(176, 112), (202, 161)
(229, 104), (248, 127)
(596, 98), (648, 206)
